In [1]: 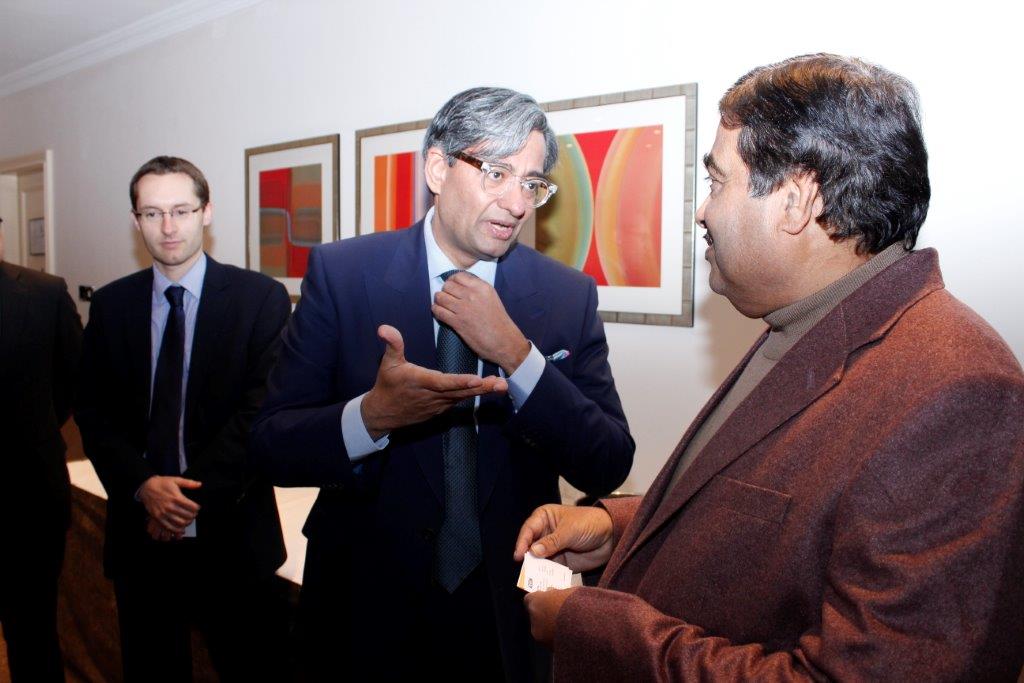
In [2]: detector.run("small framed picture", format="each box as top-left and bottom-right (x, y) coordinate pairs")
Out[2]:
(245, 134), (340, 300)
(28, 217), (45, 256)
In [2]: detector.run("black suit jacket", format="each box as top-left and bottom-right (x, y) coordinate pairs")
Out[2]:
(0, 262), (82, 532)
(252, 222), (635, 680)
(76, 255), (290, 579)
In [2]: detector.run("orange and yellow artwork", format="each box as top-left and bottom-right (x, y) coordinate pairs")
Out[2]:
(537, 125), (662, 287)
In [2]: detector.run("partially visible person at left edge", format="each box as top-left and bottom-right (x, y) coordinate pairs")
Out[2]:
(0, 216), (83, 682)
(75, 156), (291, 682)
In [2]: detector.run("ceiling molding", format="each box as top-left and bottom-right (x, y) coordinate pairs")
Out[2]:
(0, 0), (265, 99)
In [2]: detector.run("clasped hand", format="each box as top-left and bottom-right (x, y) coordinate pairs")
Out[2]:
(139, 475), (201, 541)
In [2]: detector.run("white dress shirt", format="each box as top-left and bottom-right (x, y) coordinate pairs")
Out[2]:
(149, 253), (206, 536)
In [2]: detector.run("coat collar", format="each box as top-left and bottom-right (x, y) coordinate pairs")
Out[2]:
(184, 255), (230, 410)
(603, 248), (946, 582)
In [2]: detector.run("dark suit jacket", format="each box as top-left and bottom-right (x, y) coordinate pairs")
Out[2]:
(252, 221), (634, 680)
(0, 262), (82, 532)
(555, 249), (1024, 682)
(76, 255), (291, 579)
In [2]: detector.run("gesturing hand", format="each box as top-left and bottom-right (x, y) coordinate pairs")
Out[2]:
(432, 272), (531, 375)
(514, 504), (616, 573)
(361, 324), (508, 439)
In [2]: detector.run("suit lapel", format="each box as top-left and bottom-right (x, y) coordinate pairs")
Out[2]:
(605, 249), (947, 583)
(365, 222), (446, 504)
(185, 256), (231, 438)
(129, 270), (154, 425)
(614, 312), (848, 572)
(478, 245), (547, 511)
(601, 330), (767, 582)
(368, 221), (438, 371)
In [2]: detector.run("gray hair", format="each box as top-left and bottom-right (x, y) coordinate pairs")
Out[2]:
(422, 87), (559, 173)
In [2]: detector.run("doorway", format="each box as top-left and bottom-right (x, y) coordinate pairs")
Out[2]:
(0, 150), (54, 273)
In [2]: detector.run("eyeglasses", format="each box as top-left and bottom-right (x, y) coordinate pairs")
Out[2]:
(452, 152), (557, 208)
(132, 206), (202, 226)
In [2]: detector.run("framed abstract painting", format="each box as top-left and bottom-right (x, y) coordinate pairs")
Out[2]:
(356, 119), (431, 236)
(354, 84), (697, 326)
(245, 134), (340, 300)
(539, 84), (697, 326)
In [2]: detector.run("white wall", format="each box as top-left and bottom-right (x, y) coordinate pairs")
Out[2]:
(2, 0), (1021, 493)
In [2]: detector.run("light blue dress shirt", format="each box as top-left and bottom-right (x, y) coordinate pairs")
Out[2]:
(341, 207), (545, 461)
(150, 253), (206, 536)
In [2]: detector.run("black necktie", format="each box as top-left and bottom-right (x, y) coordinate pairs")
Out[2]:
(434, 270), (483, 593)
(147, 285), (186, 476)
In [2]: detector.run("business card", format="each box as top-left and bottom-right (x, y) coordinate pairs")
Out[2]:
(517, 551), (581, 592)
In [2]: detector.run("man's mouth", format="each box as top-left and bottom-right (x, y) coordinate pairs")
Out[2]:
(703, 231), (714, 246)
(488, 220), (515, 240)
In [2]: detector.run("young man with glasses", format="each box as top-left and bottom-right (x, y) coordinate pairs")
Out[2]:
(253, 87), (635, 681)
(76, 156), (291, 681)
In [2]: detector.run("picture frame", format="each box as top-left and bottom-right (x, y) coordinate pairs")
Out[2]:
(354, 84), (697, 326)
(28, 217), (45, 255)
(245, 134), (340, 300)
(356, 118), (431, 236)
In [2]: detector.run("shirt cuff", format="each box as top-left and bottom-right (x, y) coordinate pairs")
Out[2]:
(342, 393), (390, 462)
(507, 342), (545, 412)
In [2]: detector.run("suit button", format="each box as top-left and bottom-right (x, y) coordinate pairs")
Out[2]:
(418, 527), (436, 541)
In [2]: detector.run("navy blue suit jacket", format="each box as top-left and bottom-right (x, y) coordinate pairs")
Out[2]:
(252, 220), (634, 680)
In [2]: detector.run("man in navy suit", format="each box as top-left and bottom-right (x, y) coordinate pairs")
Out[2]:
(252, 87), (635, 681)
(76, 157), (291, 681)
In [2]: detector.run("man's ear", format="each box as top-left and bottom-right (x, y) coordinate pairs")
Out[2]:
(779, 172), (824, 236)
(424, 148), (449, 195)
(202, 201), (213, 228)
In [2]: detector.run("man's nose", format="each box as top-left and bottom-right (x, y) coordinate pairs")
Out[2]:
(497, 184), (529, 218)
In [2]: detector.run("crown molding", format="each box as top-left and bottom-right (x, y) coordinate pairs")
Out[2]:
(0, 0), (265, 99)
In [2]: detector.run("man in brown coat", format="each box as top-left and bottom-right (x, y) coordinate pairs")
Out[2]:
(516, 54), (1024, 681)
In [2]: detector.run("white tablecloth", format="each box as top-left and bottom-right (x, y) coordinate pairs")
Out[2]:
(67, 459), (317, 584)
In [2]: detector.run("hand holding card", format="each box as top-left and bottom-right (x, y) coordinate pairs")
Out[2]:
(517, 551), (582, 592)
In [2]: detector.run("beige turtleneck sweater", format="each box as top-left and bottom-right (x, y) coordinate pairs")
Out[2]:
(664, 243), (909, 492)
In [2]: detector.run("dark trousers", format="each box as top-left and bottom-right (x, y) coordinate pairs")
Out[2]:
(112, 539), (290, 683)
(0, 523), (67, 683)
(296, 544), (505, 682)
(413, 566), (505, 681)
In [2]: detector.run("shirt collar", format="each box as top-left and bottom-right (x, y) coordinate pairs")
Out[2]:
(423, 206), (498, 286)
(152, 252), (207, 302)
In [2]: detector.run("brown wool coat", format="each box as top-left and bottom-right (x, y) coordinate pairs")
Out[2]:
(555, 249), (1024, 682)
